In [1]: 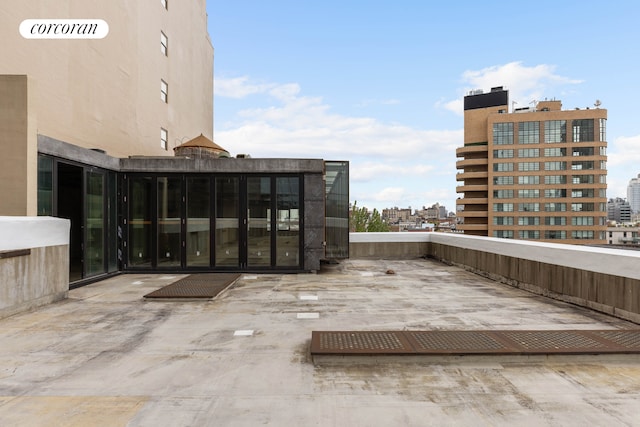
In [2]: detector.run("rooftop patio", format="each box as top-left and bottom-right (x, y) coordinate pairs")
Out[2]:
(0, 257), (639, 426)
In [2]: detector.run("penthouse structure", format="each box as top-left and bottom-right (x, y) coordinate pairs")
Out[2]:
(0, 1), (348, 286)
(456, 87), (607, 244)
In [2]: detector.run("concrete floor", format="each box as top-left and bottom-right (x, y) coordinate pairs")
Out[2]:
(1, 258), (639, 426)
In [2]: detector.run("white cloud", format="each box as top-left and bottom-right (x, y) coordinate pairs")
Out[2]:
(608, 134), (640, 167)
(214, 75), (464, 211)
(355, 98), (401, 107)
(213, 76), (276, 98)
(441, 61), (584, 115)
(214, 76), (462, 160)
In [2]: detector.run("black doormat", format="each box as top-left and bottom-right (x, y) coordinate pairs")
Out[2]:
(143, 273), (241, 299)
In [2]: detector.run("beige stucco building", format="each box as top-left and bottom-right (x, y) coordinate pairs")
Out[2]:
(0, 0), (214, 216)
(456, 87), (607, 244)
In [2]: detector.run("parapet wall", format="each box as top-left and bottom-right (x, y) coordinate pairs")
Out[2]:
(350, 232), (640, 324)
(0, 217), (70, 319)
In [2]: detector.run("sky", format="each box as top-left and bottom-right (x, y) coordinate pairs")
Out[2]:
(206, 1), (640, 213)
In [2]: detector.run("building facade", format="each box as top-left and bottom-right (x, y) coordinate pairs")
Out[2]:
(456, 87), (607, 244)
(607, 197), (632, 223)
(606, 227), (640, 246)
(627, 174), (640, 213)
(0, 1), (349, 285)
(1, 0), (214, 215)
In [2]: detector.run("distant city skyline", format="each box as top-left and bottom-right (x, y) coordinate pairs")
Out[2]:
(207, 1), (640, 211)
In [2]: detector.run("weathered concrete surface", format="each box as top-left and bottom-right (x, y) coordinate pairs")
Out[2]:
(0, 216), (69, 319)
(0, 260), (639, 426)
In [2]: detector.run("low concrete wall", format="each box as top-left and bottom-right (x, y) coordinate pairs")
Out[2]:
(350, 232), (431, 259)
(0, 216), (70, 319)
(350, 232), (640, 324)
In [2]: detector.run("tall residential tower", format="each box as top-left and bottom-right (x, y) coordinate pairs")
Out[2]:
(456, 87), (607, 244)
(627, 174), (640, 213)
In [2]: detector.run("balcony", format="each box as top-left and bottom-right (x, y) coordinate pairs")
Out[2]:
(456, 196), (488, 204)
(457, 210), (489, 218)
(457, 223), (489, 232)
(456, 158), (488, 168)
(456, 171), (488, 181)
(456, 184), (488, 193)
(456, 144), (488, 156)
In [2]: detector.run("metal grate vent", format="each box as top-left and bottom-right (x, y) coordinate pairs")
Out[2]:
(311, 329), (640, 356)
(502, 331), (606, 350)
(408, 331), (507, 351)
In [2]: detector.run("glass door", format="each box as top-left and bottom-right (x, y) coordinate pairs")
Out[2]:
(157, 177), (182, 268)
(186, 177), (211, 267)
(276, 177), (300, 267)
(215, 177), (240, 267)
(85, 171), (105, 277)
(247, 177), (272, 267)
(129, 176), (153, 267)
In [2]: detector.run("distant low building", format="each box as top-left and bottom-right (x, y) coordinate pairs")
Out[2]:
(606, 227), (640, 245)
(607, 198), (632, 223)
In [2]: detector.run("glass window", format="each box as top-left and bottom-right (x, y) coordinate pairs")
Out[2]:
(545, 203), (566, 212)
(572, 217), (594, 226)
(544, 217), (566, 225)
(544, 148), (566, 157)
(518, 189), (539, 198)
(493, 190), (514, 198)
(599, 118), (606, 142)
(545, 230), (566, 239)
(493, 162), (514, 172)
(518, 216), (539, 225)
(572, 175), (593, 184)
(572, 230), (594, 239)
(518, 175), (539, 185)
(572, 147), (594, 156)
(571, 203), (595, 212)
(572, 119), (594, 142)
(519, 230), (540, 239)
(544, 189), (566, 198)
(572, 189), (594, 198)
(161, 79), (168, 103)
(325, 161), (349, 259)
(545, 120), (566, 143)
(161, 31), (168, 55)
(518, 121), (539, 144)
(544, 161), (566, 171)
(493, 123), (513, 145)
(571, 161), (594, 170)
(493, 230), (514, 238)
(493, 216), (514, 225)
(161, 128), (168, 150)
(518, 148), (539, 158)
(518, 203), (539, 212)
(493, 149), (513, 158)
(545, 175), (566, 184)
(493, 176), (514, 185)
(493, 203), (513, 212)
(37, 155), (53, 216)
(518, 162), (539, 171)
